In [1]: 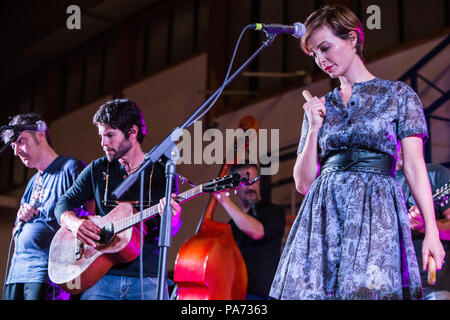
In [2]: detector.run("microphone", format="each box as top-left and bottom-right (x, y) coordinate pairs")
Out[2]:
(0, 120), (47, 133)
(13, 199), (40, 237)
(13, 221), (25, 237)
(249, 22), (306, 38)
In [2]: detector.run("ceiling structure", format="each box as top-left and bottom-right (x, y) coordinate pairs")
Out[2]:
(0, 0), (161, 91)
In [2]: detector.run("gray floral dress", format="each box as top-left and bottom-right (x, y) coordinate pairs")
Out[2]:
(270, 78), (426, 300)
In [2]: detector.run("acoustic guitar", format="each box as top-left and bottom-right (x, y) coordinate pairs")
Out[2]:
(409, 180), (449, 285)
(433, 181), (449, 208)
(427, 181), (449, 285)
(48, 173), (256, 294)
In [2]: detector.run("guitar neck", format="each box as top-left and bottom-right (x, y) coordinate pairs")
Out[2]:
(433, 185), (449, 200)
(114, 185), (204, 233)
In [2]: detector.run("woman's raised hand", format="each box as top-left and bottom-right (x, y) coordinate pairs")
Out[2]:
(302, 90), (326, 130)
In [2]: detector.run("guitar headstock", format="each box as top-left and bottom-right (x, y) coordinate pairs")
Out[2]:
(202, 173), (259, 194)
(435, 182), (449, 207)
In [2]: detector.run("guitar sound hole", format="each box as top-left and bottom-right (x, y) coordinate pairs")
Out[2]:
(99, 223), (115, 245)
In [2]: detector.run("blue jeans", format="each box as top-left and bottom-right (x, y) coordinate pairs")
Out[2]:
(4, 282), (70, 300)
(80, 275), (168, 300)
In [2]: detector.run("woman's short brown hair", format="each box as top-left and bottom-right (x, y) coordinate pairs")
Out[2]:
(301, 5), (365, 60)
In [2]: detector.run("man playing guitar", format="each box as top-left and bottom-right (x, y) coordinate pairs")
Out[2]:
(54, 99), (181, 300)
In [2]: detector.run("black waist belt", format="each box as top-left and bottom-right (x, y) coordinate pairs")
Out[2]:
(320, 149), (396, 177)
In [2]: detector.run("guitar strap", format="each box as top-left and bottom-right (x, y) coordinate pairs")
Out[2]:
(102, 161), (154, 208)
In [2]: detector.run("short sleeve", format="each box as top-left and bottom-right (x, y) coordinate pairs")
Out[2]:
(67, 159), (89, 218)
(297, 113), (310, 154)
(63, 159), (86, 191)
(54, 163), (94, 224)
(396, 82), (428, 142)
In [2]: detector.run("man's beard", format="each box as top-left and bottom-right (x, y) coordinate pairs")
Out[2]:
(106, 139), (132, 162)
(239, 190), (258, 208)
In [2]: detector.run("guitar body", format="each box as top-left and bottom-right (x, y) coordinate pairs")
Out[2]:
(48, 174), (253, 296)
(48, 203), (143, 294)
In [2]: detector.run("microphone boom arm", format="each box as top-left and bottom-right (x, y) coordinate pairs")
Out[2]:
(111, 30), (279, 301)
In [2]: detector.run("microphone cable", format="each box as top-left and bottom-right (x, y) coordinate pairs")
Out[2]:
(185, 24), (252, 127)
(150, 26), (251, 300)
(2, 225), (58, 300)
(2, 224), (21, 299)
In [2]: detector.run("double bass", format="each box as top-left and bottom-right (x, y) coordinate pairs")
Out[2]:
(173, 116), (259, 299)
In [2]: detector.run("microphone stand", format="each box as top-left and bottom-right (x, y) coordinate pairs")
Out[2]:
(0, 128), (24, 299)
(111, 31), (278, 300)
